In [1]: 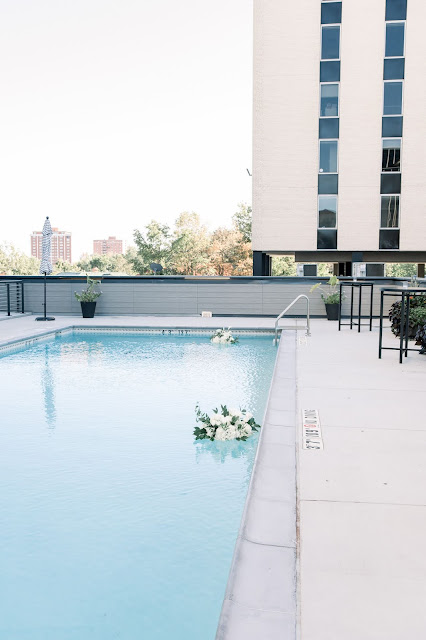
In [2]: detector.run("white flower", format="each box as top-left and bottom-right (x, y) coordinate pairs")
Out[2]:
(223, 415), (232, 425)
(205, 426), (215, 438)
(215, 427), (227, 441)
(228, 408), (241, 417)
(242, 412), (252, 422)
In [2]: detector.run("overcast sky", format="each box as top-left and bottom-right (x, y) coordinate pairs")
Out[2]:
(0, 0), (253, 260)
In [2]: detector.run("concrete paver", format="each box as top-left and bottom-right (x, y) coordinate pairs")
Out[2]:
(298, 319), (426, 639)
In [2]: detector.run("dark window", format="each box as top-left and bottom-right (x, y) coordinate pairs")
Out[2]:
(320, 84), (339, 116)
(379, 229), (400, 249)
(318, 174), (338, 194)
(386, 0), (407, 21)
(381, 195), (400, 227)
(382, 116), (403, 137)
(319, 140), (338, 173)
(384, 58), (405, 80)
(385, 23), (405, 58)
(381, 173), (402, 194)
(320, 61), (340, 82)
(366, 264), (385, 277)
(304, 265), (317, 276)
(382, 139), (401, 172)
(317, 229), (337, 250)
(319, 118), (339, 138)
(322, 26), (340, 59)
(318, 196), (337, 228)
(321, 2), (342, 24)
(384, 82), (403, 115)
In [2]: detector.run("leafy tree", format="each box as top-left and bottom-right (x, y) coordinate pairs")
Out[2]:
(272, 256), (297, 276)
(209, 228), (252, 275)
(76, 252), (135, 274)
(168, 212), (212, 275)
(0, 244), (40, 275)
(131, 222), (172, 274)
(232, 202), (252, 243)
(53, 260), (76, 274)
(386, 263), (417, 277)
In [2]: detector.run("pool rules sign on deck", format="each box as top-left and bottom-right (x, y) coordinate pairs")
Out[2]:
(302, 409), (324, 450)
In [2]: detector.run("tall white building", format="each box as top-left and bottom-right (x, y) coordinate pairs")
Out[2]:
(252, 0), (426, 275)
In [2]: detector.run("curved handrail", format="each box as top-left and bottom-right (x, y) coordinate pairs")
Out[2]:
(274, 294), (310, 345)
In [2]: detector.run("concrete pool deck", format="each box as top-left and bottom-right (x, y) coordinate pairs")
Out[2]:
(1, 314), (425, 638)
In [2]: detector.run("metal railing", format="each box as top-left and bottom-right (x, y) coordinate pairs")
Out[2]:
(274, 294), (310, 345)
(0, 280), (25, 316)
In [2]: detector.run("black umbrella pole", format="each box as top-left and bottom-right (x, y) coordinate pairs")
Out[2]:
(35, 272), (55, 321)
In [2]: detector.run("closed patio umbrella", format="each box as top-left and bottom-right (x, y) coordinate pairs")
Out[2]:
(35, 216), (55, 321)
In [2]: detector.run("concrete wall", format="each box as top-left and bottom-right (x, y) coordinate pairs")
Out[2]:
(1, 276), (416, 318)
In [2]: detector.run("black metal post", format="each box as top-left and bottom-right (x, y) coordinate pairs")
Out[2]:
(358, 285), (362, 333)
(338, 283), (342, 330)
(35, 273), (55, 321)
(399, 293), (405, 364)
(350, 286), (354, 329)
(21, 281), (25, 313)
(370, 285), (374, 331)
(6, 283), (10, 316)
(379, 290), (384, 358)
(405, 294), (410, 358)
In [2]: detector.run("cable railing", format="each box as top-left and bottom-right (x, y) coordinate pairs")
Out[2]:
(274, 294), (310, 345)
(0, 280), (25, 316)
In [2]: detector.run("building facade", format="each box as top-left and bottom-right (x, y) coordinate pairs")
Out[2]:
(252, 0), (426, 275)
(93, 236), (123, 255)
(31, 228), (72, 263)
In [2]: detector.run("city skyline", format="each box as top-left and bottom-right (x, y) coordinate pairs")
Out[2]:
(0, 0), (252, 260)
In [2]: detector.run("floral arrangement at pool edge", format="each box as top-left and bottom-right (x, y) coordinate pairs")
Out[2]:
(194, 404), (260, 441)
(210, 328), (238, 344)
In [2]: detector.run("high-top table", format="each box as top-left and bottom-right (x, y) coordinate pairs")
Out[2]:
(379, 287), (426, 363)
(338, 281), (374, 332)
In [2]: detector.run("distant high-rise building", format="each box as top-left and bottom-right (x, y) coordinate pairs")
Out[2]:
(31, 228), (72, 263)
(93, 236), (123, 255)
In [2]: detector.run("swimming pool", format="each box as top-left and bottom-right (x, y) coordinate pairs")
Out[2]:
(0, 331), (277, 639)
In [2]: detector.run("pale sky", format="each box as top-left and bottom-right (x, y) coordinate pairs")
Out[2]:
(0, 0), (253, 260)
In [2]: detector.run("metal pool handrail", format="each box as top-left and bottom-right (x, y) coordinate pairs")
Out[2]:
(0, 280), (25, 316)
(274, 294), (310, 345)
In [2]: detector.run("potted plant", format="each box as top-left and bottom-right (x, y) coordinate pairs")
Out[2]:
(388, 295), (426, 338)
(310, 275), (342, 321)
(75, 276), (102, 318)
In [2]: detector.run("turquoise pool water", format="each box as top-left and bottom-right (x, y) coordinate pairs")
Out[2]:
(0, 331), (276, 639)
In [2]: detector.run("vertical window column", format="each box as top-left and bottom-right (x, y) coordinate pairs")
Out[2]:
(318, 1), (342, 250)
(380, 0), (407, 250)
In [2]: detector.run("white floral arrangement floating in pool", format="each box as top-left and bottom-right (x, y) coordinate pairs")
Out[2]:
(194, 404), (260, 441)
(210, 328), (238, 344)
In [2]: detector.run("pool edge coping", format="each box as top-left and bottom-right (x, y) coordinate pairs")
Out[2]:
(215, 332), (297, 639)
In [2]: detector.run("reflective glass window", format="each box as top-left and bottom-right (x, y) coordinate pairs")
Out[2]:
(322, 26), (340, 59)
(381, 173), (402, 194)
(385, 23), (405, 57)
(382, 116), (403, 137)
(381, 195), (400, 227)
(379, 229), (400, 249)
(321, 2), (342, 24)
(384, 58), (405, 80)
(382, 139), (401, 172)
(318, 196), (337, 228)
(317, 229), (337, 250)
(320, 84), (339, 116)
(318, 174), (338, 195)
(386, 0), (407, 21)
(320, 61), (340, 82)
(319, 140), (338, 173)
(319, 118), (339, 139)
(384, 82), (403, 115)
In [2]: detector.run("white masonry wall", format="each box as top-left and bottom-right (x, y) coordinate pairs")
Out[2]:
(252, 0), (426, 254)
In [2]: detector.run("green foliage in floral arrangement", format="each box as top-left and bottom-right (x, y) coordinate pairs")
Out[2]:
(74, 276), (102, 302)
(194, 404), (260, 441)
(310, 275), (343, 304)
